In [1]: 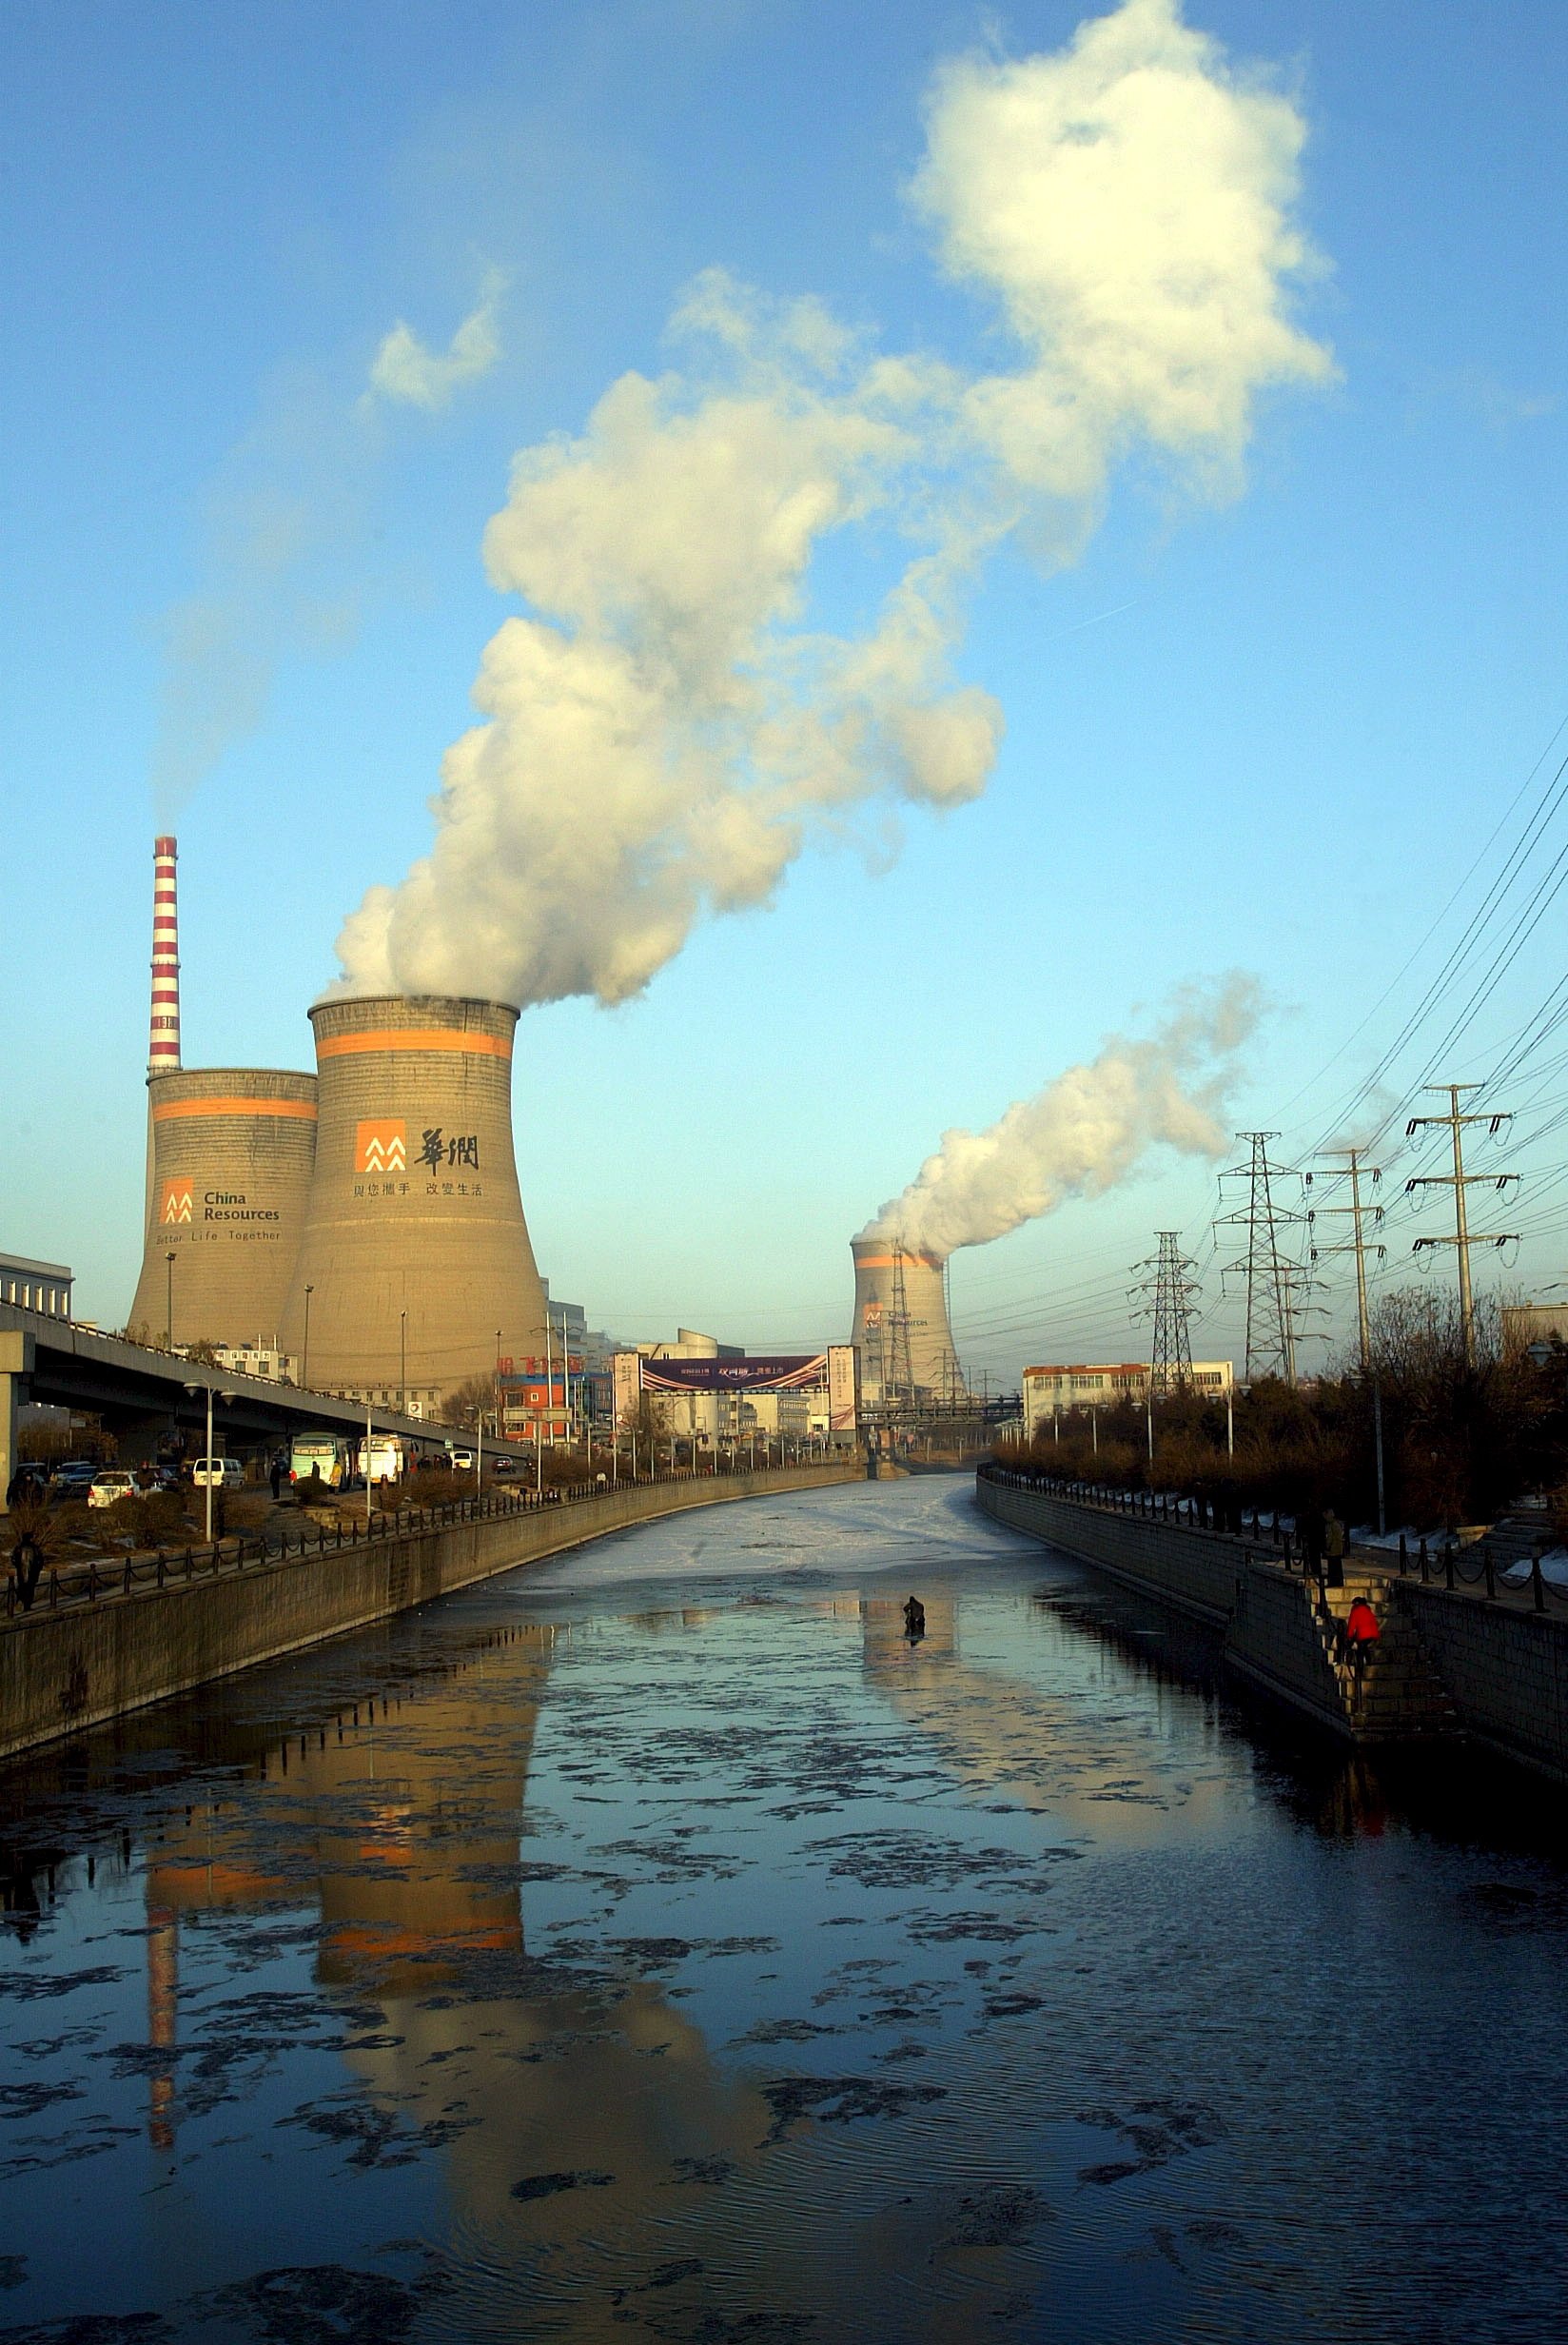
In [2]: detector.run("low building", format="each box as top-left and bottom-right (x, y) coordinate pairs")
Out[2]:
(1, 1251), (73, 1318)
(1022, 1359), (1234, 1439)
(208, 1335), (304, 1385)
(1502, 1303), (1568, 1355)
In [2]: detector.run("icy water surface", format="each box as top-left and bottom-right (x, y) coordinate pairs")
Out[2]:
(3, 1476), (1567, 2343)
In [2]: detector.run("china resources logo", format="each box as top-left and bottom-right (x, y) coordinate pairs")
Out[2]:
(357, 1119), (407, 1174)
(160, 1178), (194, 1226)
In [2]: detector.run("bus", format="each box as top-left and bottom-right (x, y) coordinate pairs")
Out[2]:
(356, 1433), (406, 1488)
(290, 1433), (348, 1489)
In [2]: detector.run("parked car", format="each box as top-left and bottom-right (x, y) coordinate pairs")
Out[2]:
(88, 1469), (138, 1509)
(190, 1457), (244, 1490)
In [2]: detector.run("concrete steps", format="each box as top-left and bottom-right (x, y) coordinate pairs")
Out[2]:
(1310, 1576), (1460, 1739)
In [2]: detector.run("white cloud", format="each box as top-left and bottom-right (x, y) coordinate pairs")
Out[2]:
(334, 1), (1333, 1010)
(913, 0), (1334, 502)
(368, 267), (505, 409)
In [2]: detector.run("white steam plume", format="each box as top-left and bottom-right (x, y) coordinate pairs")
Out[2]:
(859, 975), (1261, 1257)
(333, 0), (1331, 1007)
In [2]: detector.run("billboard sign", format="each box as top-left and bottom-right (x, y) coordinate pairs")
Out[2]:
(827, 1344), (859, 1433)
(612, 1351), (643, 1426)
(638, 1353), (827, 1394)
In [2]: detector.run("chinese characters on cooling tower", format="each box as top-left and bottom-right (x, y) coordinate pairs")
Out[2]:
(127, 1072), (319, 1346)
(353, 1119), (482, 1199)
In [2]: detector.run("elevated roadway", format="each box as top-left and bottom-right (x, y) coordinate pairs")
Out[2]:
(1, 1301), (519, 1506)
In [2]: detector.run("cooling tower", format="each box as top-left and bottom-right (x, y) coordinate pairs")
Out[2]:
(280, 995), (548, 1409)
(127, 1070), (319, 1348)
(850, 1237), (964, 1408)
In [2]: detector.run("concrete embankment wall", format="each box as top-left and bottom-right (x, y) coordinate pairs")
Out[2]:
(980, 1481), (1239, 1625)
(0, 1464), (859, 1764)
(1391, 1586), (1568, 1781)
(978, 1475), (1568, 1780)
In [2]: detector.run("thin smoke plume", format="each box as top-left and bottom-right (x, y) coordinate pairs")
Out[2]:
(333, 0), (1332, 1005)
(368, 268), (506, 410)
(151, 269), (503, 820)
(859, 975), (1262, 1257)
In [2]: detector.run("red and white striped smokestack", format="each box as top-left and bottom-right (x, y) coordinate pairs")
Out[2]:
(148, 835), (181, 1074)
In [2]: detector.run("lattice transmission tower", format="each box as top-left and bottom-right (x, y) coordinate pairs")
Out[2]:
(1130, 1232), (1200, 1392)
(1215, 1133), (1312, 1386)
(884, 1240), (916, 1408)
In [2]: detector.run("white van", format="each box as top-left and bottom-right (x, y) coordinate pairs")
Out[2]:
(191, 1457), (243, 1490)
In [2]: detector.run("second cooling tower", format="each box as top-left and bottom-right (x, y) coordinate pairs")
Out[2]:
(850, 1237), (964, 1407)
(281, 996), (548, 1407)
(127, 1069), (318, 1348)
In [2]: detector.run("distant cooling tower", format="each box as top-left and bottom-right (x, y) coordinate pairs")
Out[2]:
(280, 995), (548, 1408)
(127, 1070), (319, 1348)
(850, 1237), (964, 1407)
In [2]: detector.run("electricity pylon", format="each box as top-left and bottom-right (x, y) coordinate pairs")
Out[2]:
(1215, 1133), (1310, 1386)
(1131, 1232), (1199, 1394)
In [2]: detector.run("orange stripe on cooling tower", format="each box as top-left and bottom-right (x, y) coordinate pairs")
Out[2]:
(315, 1029), (512, 1059)
(152, 1097), (318, 1121)
(855, 1252), (939, 1270)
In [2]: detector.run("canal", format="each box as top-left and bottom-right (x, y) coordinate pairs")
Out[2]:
(1, 1475), (1564, 2342)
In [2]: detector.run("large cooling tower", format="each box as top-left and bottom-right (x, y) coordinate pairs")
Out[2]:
(850, 1237), (964, 1407)
(127, 1070), (319, 1348)
(280, 995), (548, 1408)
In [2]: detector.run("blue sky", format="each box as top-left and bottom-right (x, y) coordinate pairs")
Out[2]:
(4, 0), (1566, 1385)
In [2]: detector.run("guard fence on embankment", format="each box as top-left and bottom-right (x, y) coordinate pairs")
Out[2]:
(0, 1457), (863, 1764)
(977, 1464), (1568, 1784)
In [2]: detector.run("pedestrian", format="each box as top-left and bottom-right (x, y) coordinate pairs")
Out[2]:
(1343, 1593), (1381, 1691)
(1323, 1508), (1347, 1588)
(268, 1454), (283, 1502)
(10, 1531), (44, 1613)
(1302, 1506), (1323, 1580)
(902, 1595), (926, 1640)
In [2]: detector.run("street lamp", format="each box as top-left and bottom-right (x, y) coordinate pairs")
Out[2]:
(302, 1285), (314, 1389)
(183, 1383), (239, 1542)
(165, 1251), (176, 1350)
(400, 1309), (406, 1417)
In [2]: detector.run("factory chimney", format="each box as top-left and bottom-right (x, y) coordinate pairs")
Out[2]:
(148, 836), (181, 1074)
(850, 1237), (964, 1409)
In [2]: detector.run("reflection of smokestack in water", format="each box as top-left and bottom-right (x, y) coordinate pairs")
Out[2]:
(850, 1238), (962, 1407)
(148, 836), (181, 1074)
(281, 995), (548, 1407)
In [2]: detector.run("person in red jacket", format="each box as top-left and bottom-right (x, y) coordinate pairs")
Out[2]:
(1344, 1595), (1381, 1690)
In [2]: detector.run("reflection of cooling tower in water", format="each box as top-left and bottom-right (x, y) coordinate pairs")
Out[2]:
(127, 1068), (319, 1347)
(850, 1237), (963, 1407)
(280, 995), (548, 1407)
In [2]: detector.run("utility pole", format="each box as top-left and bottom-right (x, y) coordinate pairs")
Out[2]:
(1306, 1146), (1388, 1534)
(1305, 1149), (1384, 1368)
(1215, 1133), (1308, 1386)
(1404, 1086), (1519, 1369)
